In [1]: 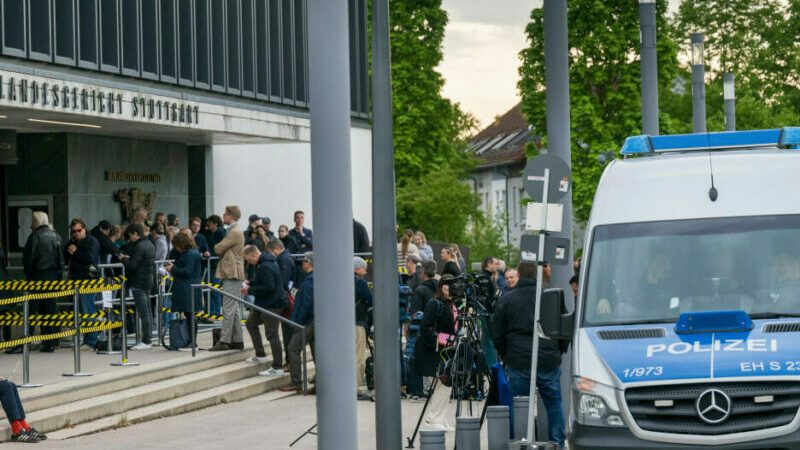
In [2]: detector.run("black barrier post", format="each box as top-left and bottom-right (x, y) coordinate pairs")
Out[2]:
(111, 283), (139, 367)
(63, 288), (93, 377)
(20, 297), (42, 388)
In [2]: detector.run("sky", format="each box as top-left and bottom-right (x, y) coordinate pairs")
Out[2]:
(439, 0), (682, 130)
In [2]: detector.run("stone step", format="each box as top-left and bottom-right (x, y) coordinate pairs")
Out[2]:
(0, 356), (274, 440)
(12, 347), (255, 417)
(46, 368), (314, 440)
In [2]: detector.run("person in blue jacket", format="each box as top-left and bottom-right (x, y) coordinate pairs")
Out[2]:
(281, 252), (315, 392)
(165, 233), (202, 321)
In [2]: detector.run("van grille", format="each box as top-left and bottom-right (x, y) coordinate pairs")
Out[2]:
(625, 382), (800, 435)
(596, 328), (665, 340)
(764, 323), (800, 333)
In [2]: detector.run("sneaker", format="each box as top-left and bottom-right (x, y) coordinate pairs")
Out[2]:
(28, 428), (46, 441)
(131, 342), (151, 350)
(10, 430), (40, 443)
(208, 342), (231, 352)
(259, 367), (285, 376)
(245, 356), (268, 364)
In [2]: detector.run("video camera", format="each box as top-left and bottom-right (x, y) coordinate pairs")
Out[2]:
(439, 272), (497, 313)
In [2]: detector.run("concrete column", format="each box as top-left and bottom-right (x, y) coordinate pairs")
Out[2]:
(487, 405), (511, 450)
(691, 32), (707, 133)
(455, 416), (481, 450)
(514, 396), (530, 440)
(639, 0), (659, 135)
(308, 1), (358, 449)
(371, 0), (402, 448)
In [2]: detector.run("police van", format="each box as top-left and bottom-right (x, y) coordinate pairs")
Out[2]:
(567, 128), (800, 449)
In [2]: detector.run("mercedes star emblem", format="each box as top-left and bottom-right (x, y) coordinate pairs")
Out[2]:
(695, 388), (732, 424)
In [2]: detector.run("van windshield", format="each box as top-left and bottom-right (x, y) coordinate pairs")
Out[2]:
(583, 215), (800, 326)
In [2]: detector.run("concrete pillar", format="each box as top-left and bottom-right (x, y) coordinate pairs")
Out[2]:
(639, 0), (659, 135)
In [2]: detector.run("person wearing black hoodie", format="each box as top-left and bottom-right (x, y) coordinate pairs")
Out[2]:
(90, 220), (120, 267)
(492, 261), (569, 447)
(267, 239), (295, 360)
(242, 245), (287, 376)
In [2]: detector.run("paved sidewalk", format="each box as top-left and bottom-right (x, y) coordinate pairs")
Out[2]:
(33, 390), (490, 449)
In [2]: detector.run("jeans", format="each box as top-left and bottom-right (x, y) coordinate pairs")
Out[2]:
(245, 308), (283, 368)
(507, 365), (565, 446)
(209, 276), (222, 315)
(0, 381), (25, 421)
(130, 288), (152, 345)
(79, 293), (98, 347)
(288, 323), (314, 387)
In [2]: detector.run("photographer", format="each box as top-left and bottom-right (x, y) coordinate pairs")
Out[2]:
(492, 261), (568, 447)
(245, 215), (268, 252)
(416, 275), (457, 431)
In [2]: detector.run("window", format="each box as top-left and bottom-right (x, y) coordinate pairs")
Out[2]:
(348, 0), (358, 113)
(226, 0), (240, 94)
(255, 0), (269, 99)
(2, 0), (26, 57)
(210, 0), (225, 91)
(99, 0), (119, 72)
(241, 0), (254, 96)
(281, 0), (294, 103)
(195, 0), (210, 88)
(160, 0), (176, 82)
(177, 0), (193, 85)
(28, 0), (51, 61)
(141, 0), (158, 79)
(293, 0), (306, 104)
(121, 0), (139, 75)
(77, 0), (98, 68)
(54, 0), (75, 64)
(268, 0), (281, 99)
(355, 0), (367, 113)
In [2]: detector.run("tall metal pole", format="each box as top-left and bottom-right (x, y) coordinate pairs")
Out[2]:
(308, 1), (359, 449)
(723, 72), (736, 131)
(691, 32), (706, 133)
(639, 0), (659, 135)
(372, 0), (402, 448)
(544, 0), (574, 428)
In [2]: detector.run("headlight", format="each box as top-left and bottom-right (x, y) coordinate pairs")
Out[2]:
(573, 377), (625, 427)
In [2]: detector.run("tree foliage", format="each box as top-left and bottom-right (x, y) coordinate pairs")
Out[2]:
(464, 211), (516, 267)
(390, 0), (477, 186)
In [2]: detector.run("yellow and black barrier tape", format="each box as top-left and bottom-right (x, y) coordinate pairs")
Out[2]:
(0, 321), (122, 350)
(0, 277), (127, 291)
(0, 284), (122, 307)
(0, 309), (136, 320)
(0, 320), (112, 327)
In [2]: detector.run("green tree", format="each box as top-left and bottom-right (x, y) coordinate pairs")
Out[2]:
(464, 211), (515, 267)
(390, 0), (477, 186)
(396, 168), (478, 243)
(518, 0), (682, 223)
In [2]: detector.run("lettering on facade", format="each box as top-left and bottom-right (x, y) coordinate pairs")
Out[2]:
(0, 75), (199, 125)
(105, 170), (162, 183)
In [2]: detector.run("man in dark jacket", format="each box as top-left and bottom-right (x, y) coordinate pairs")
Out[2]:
(65, 218), (101, 349)
(242, 245), (287, 376)
(203, 215), (225, 315)
(411, 261), (437, 314)
(289, 211), (313, 252)
(353, 257), (373, 399)
(492, 261), (568, 447)
(90, 220), (119, 266)
(267, 239), (295, 356)
(121, 223), (156, 349)
(22, 212), (64, 352)
(353, 219), (369, 254)
(281, 252), (314, 392)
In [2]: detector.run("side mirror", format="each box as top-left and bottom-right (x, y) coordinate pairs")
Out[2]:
(540, 288), (575, 341)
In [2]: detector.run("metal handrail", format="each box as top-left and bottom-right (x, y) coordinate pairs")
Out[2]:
(190, 283), (309, 394)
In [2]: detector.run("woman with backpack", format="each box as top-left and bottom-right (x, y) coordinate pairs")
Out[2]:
(164, 233), (202, 349)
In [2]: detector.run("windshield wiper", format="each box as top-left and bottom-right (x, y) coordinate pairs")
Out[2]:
(749, 312), (800, 319)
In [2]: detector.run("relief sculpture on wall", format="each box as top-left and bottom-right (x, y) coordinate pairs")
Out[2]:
(115, 188), (156, 223)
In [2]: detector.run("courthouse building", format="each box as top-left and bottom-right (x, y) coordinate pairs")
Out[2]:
(0, 0), (373, 260)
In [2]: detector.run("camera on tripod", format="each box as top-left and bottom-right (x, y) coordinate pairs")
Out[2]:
(439, 272), (496, 312)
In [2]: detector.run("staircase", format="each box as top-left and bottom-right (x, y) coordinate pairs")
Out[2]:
(0, 346), (311, 440)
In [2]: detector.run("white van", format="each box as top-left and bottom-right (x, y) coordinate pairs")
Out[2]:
(568, 128), (800, 449)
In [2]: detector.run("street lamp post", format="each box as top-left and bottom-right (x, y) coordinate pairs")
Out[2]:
(639, 0), (659, 135)
(691, 32), (706, 133)
(723, 72), (736, 131)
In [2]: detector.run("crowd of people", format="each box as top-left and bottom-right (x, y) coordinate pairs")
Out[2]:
(0, 206), (580, 445)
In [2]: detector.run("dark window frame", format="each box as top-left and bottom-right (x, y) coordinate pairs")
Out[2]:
(293, 0), (306, 107)
(268, 0), (282, 103)
(98, 0), (120, 73)
(194, 0), (210, 90)
(76, 0), (99, 69)
(176, 0), (194, 87)
(139, 0), (159, 80)
(120, 0), (140, 76)
(225, 0), (241, 96)
(280, 0), (295, 106)
(27, 0), (52, 62)
(240, 0), (255, 98)
(2, 0), (28, 58)
(53, 0), (77, 66)
(159, 0), (177, 84)
(209, 0), (226, 92)
(254, 0), (269, 100)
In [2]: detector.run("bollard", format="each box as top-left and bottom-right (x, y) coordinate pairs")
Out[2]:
(455, 416), (481, 450)
(419, 429), (446, 450)
(20, 298), (42, 388)
(63, 289), (93, 377)
(487, 405), (510, 450)
(111, 284), (139, 367)
(513, 396), (530, 440)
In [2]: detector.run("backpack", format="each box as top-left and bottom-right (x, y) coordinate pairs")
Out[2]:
(168, 318), (192, 350)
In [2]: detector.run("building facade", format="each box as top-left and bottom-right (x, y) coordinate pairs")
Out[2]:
(468, 103), (539, 249)
(0, 0), (372, 259)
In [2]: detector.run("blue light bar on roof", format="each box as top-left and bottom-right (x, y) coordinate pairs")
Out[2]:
(620, 127), (800, 155)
